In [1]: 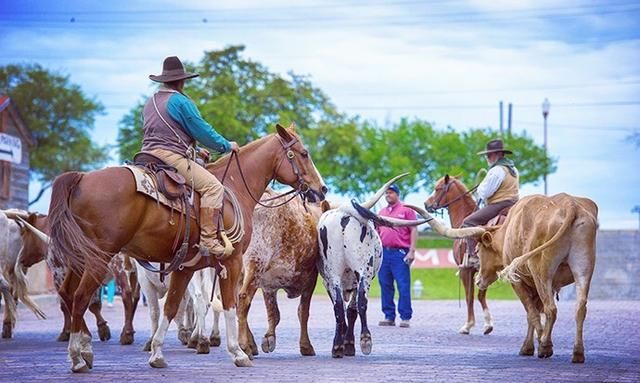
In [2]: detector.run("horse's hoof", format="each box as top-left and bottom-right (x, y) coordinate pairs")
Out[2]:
(519, 346), (535, 356)
(80, 351), (94, 369)
(483, 325), (494, 335)
(250, 340), (259, 356)
(261, 335), (276, 353)
(71, 361), (90, 373)
(57, 331), (70, 342)
(98, 323), (111, 342)
(196, 338), (210, 354)
(332, 345), (344, 359)
(538, 343), (554, 359)
(209, 334), (221, 347)
(300, 344), (316, 356)
(343, 341), (355, 356)
(120, 331), (134, 345)
(360, 334), (373, 355)
(234, 356), (253, 367)
(458, 328), (470, 335)
(149, 356), (168, 368)
(178, 329), (190, 345)
(187, 337), (198, 349)
(143, 339), (152, 352)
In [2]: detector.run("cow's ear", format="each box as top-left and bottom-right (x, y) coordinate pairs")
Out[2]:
(480, 231), (493, 247)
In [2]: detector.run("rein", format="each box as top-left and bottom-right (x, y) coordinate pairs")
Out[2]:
(429, 181), (479, 212)
(219, 137), (308, 209)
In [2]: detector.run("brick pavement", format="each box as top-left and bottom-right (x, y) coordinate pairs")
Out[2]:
(0, 294), (638, 383)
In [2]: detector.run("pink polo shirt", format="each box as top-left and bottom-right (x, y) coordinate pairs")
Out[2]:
(377, 202), (417, 249)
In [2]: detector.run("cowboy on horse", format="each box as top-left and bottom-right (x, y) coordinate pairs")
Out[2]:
(142, 56), (240, 257)
(461, 138), (520, 267)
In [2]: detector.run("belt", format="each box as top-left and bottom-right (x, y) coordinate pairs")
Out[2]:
(383, 247), (409, 252)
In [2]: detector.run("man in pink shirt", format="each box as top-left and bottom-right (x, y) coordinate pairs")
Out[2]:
(377, 184), (418, 328)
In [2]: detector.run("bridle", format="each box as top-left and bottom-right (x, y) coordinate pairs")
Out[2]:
(427, 178), (478, 212)
(220, 135), (316, 209)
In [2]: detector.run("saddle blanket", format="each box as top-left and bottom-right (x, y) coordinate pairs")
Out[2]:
(123, 165), (197, 219)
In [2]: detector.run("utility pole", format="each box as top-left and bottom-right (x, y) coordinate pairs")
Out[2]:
(542, 98), (550, 195)
(633, 205), (640, 230)
(507, 103), (512, 136)
(499, 101), (504, 135)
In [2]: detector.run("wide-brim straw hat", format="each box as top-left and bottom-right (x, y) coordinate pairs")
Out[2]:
(149, 56), (199, 83)
(477, 139), (513, 155)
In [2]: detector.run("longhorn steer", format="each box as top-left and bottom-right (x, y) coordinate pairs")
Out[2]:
(237, 189), (327, 358)
(317, 174), (428, 358)
(408, 193), (598, 363)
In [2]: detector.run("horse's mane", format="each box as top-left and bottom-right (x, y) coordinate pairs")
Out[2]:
(207, 133), (275, 171)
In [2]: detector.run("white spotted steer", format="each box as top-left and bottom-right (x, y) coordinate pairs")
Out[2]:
(317, 174), (427, 358)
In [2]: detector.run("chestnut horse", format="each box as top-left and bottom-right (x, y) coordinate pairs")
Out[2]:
(48, 125), (326, 373)
(424, 175), (494, 335)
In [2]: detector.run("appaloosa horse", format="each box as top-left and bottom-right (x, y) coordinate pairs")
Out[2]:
(424, 174), (500, 335)
(48, 124), (326, 372)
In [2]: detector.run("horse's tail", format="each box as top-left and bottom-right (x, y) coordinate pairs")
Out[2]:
(49, 172), (111, 282)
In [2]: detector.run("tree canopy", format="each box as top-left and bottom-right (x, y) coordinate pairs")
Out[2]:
(0, 64), (109, 204)
(117, 45), (555, 199)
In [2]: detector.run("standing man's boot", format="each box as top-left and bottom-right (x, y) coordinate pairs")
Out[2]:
(199, 207), (226, 257)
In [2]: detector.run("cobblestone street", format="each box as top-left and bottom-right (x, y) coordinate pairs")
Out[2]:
(1, 294), (638, 382)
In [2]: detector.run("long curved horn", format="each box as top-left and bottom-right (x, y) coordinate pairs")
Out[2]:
(405, 205), (486, 238)
(351, 200), (429, 227)
(2, 209), (30, 220)
(361, 172), (410, 209)
(15, 216), (50, 244)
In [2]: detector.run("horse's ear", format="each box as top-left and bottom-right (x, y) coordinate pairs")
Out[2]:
(276, 124), (293, 142)
(288, 121), (297, 132)
(444, 174), (450, 184)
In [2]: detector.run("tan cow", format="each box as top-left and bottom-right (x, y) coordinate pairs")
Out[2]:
(402, 193), (597, 363)
(355, 192), (598, 363)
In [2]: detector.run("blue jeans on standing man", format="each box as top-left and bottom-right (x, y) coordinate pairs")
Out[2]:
(378, 247), (412, 321)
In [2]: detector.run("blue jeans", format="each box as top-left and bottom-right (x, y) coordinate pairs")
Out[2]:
(378, 248), (412, 321)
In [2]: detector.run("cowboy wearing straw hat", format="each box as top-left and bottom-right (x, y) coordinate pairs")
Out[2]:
(460, 138), (520, 268)
(141, 56), (240, 257)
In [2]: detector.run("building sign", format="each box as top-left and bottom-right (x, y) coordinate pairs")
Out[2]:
(413, 248), (457, 268)
(0, 132), (22, 164)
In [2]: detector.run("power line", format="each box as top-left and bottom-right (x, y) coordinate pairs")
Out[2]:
(516, 121), (637, 132)
(341, 101), (640, 110)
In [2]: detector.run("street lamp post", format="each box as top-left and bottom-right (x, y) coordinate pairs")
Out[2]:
(542, 98), (550, 195)
(633, 205), (640, 231)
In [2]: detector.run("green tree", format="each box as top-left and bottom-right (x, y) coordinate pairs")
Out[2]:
(116, 46), (554, 198)
(0, 64), (109, 205)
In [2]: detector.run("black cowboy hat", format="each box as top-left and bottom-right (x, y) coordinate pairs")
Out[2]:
(477, 139), (513, 155)
(149, 56), (199, 83)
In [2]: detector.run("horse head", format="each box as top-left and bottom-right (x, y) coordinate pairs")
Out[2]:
(424, 174), (467, 213)
(272, 123), (327, 203)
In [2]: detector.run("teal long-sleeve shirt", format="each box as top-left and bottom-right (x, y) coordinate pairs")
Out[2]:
(166, 92), (231, 154)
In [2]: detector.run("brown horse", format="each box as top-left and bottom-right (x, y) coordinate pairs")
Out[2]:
(48, 124), (326, 373)
(424, 175), (494, 335)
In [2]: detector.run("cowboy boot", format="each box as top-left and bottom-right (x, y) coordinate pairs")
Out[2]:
(199, 207), (226, 257)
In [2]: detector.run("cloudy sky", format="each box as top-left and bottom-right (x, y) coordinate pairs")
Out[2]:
(1, 0), (639, 229)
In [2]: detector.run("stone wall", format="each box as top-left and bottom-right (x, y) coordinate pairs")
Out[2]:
(561, 230), (640, 300)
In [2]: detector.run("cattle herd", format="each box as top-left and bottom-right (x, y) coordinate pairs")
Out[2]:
(0, 141), (598, 373)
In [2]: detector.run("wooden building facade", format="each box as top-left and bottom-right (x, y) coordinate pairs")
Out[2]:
(0, 95), (33, 210)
